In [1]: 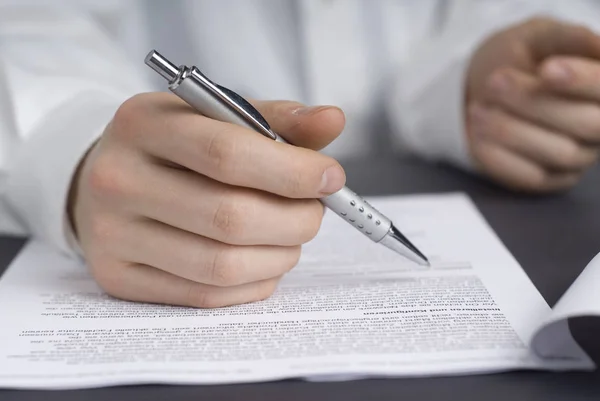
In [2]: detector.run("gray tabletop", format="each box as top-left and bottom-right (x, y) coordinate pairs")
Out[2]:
(1, 156), (600, 401)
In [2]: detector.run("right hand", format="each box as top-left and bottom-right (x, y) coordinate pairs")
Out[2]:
(69, 92), (346, 308)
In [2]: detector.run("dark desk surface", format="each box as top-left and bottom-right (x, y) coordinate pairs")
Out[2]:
(2, 157), (600, 401)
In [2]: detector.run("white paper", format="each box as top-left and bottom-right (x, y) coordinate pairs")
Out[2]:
(532, 251), (600, 360)
(0, 193), (593, 390)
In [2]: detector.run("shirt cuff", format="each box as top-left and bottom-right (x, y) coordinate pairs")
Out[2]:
(5, 91), (124, 258)
(386, 47), (477, 173)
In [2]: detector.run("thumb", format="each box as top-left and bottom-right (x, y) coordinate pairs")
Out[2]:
(523, 17), (600, 61)
(250, 100), (346, 151)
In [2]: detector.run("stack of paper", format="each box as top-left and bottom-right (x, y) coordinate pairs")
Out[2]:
(0, 193), (595, 389)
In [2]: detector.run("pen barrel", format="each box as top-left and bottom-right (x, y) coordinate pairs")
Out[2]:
(168, 66), (392, 243)
(269, 136), (392, 242)
(276, 138), (391, 242)
(170, 70), (258, 132)
(320, 188), (391, 242)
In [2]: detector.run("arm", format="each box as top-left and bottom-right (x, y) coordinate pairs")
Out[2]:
(385, 0), (578, 171)
(388, 0), (600, 193)
(0, 3), (349, 309)
(0, 4), (149, 254)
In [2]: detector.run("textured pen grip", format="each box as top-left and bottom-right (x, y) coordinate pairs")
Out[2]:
(277, 126), (391, 242)
(170, 76), (392, 243)
(320, 187), (392, 242)
(278, 134), (392, 242)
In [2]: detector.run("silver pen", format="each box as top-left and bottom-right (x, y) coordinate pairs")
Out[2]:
(144, 50), (429, 266)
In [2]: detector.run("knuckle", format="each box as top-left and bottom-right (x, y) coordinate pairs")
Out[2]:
(587, 149), (600, 165)
(111, 94), (148, 142)
(185, 283), (217, 308)
(297, 201), (324, 243)
(589, 64), (600, 84)
(283, 155), (327, 197)
(286, 246), (302, 272)
(577, 107), (600, 142)
(88, 260), (124, 298)
(475, 109), (511, 144)
(556, 141), (583, 169)
(87, 154), (128, 199)
(488, 67), (516, 88)
(485, 69), (519, 100)
(204, 129), (237, 177)
(522, 169), (550, 191)
(207, 246), (242, 286)
(284, 167), (306, 197)
(491, 66), (514, 79)
(255, 279), (280, 302)
(481, 111), (502, 138)
(212, 194), (250, 242)
(88, 215), (120, 245)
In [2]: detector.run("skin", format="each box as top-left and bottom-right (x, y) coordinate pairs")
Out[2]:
(466, 17), (600, 192)
(70, 96), (346, 308)
(70, 16), (600, 308)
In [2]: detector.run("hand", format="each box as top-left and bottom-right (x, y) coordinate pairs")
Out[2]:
(69, 93), (346, 307)
(465, 17), (600, 192)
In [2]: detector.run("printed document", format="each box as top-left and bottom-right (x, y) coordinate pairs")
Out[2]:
(0, 193), (595, 389)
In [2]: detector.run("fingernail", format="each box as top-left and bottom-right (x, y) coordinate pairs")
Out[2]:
(292, 105), (327, 116)
(319, 165), (346, 195)
(544, 61), (572, 83)
(488, 73), (511, 93)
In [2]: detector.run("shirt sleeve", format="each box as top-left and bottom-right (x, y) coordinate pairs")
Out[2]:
(385, 0), (558, 171)
(0, 4), (150, 256)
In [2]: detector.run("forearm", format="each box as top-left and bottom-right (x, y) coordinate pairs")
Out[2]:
(0, 4), (149, 254)
(385, 0), (554, 170)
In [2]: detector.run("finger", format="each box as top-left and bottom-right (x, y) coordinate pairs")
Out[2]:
(468, 102), (599, 171)
(471, 138), (581, 193)
(92, 261), (280, 308)
(524, 18), (600, 61)
(485, 67), (600, 144)
(114, 93), (346, 198)
(250, 100), (346, 151)
(100, 159), (324, 246)
(539, 56), (600, 100)
(112, 218), (301, 287)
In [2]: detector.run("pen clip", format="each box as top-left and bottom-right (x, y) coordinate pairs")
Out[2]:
(145, 50), (279, 142)
(215, 84), (274, 138)
(188, 68), (278, 141)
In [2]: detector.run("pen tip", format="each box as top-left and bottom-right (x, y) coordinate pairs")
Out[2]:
(381, 224), (430, 267)
(413, 253), (430, 267)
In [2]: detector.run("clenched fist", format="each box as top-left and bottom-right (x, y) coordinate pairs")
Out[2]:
(69, 93), (346, 308)
(466, 17), (600, 192)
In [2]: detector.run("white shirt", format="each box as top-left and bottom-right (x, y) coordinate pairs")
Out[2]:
(1, 0), (599, 256)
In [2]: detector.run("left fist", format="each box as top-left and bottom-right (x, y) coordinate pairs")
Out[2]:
(465, 17), (600, 192)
